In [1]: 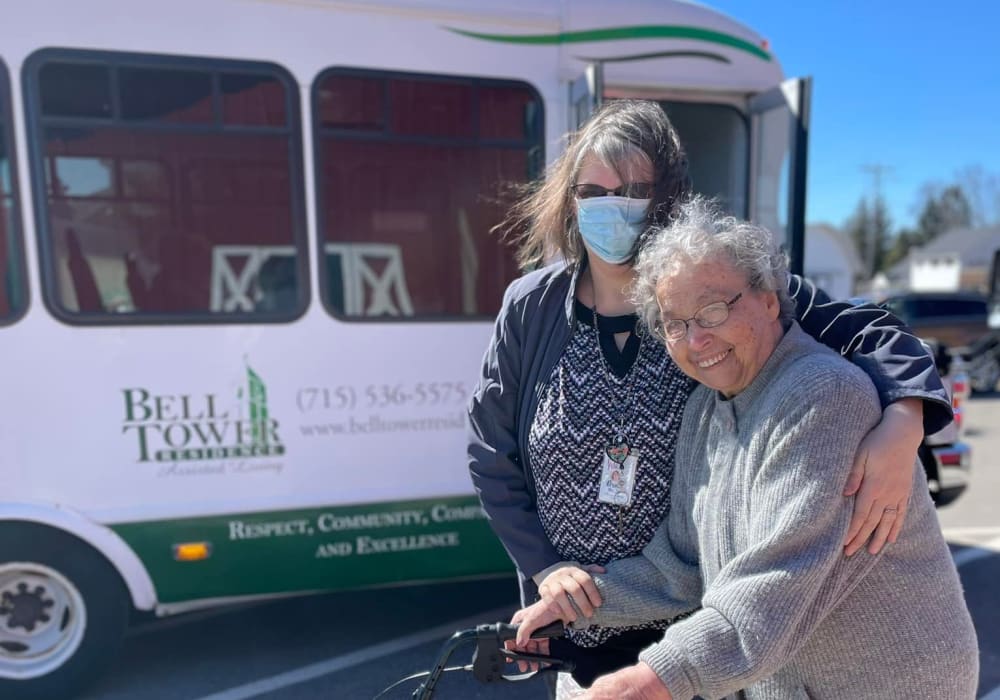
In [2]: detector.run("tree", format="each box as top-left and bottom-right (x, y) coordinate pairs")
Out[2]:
(914, 184), (973, 244)
(846, 195), (892, 277)
(954, 164), (1000, 226)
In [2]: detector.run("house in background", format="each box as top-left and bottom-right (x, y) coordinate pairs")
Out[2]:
(884, 225), (1000, 293)
(804, 223), (863, 299)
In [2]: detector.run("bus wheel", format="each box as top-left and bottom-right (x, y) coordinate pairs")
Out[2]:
(0, 523), (129, 699)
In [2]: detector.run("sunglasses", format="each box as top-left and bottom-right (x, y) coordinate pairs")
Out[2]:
(571, 182), (654, 200)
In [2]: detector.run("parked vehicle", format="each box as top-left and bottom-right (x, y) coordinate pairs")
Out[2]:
(950, 335), (1000, 394)
(844, 300), (973, 506)
(880, 291), (990, 349)
(989, 248), (1000, 329)
(921, 341), (972, 507)
(0, 1), (811, 696)
(881, 291), (999, 393)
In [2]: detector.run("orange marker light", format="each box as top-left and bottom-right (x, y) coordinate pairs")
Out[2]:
(173, 542), (212, 561)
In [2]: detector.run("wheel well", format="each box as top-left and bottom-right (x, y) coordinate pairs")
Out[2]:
(2, 521), (132, 608)
(0, 520), (133, 694)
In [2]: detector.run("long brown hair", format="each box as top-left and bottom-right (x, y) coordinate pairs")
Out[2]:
(494, 99), (691, 271)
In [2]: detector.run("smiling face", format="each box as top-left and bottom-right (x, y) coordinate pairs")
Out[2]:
(655, 255), (783, 397)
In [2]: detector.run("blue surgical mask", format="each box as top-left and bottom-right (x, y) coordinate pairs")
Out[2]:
(576, 196), (651, 264)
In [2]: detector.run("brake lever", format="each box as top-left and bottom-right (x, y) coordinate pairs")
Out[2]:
(500, 648), (575, 670)
(404, 620), (570, 699)
(471, 621), (569, 682)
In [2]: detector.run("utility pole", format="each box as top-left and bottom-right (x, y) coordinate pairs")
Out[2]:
(861, 163), (893, 278)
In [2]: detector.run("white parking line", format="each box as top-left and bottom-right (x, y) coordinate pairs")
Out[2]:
(950, 535), (1000, 568)
(942, 526), (1000, 541)
(190, 604), (516, 700)
(128, 601), (263, 637)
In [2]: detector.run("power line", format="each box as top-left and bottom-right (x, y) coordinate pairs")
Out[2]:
(859, 164), (895, 278)
(861, 163), (893, 204)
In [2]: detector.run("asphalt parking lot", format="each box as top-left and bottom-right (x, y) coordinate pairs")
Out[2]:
(79, 393), (1000, 700)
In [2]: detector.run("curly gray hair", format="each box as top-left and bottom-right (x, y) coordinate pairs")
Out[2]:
(632, 196), (794, 339)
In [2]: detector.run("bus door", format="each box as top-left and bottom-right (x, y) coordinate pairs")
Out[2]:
(989, 248), (1000, 329)
(567, 66), (812, 278)
(569, 62), (604, 131)
(748, 77), (812, 276)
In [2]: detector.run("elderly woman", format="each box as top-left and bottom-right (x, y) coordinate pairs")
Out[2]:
(511, 197), (979, 699)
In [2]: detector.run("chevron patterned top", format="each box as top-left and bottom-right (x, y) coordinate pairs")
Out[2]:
(528, 309), (695, 646)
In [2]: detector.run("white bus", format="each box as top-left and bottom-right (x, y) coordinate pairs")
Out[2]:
(0, 0), (809, 694)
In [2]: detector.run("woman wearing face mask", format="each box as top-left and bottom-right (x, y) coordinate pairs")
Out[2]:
(466, 99), (952, 697)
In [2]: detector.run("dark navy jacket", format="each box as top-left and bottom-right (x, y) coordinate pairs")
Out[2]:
(467, 261), (952, 604)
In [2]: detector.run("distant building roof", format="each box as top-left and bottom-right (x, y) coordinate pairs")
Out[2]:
(806, 222), (863, 271)
(803, 223), (863, 299)
(887, 225), (1000, 282)
(909, 225), (1000, 267)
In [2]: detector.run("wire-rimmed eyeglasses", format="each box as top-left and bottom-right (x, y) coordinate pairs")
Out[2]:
(656, 292), (744, 342)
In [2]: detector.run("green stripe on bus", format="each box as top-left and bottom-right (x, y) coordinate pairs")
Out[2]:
(110, 496), (512, 604)
(446, 25), (772, 61)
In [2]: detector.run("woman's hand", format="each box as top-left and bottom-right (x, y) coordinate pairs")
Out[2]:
(505, 600), (564, 672)
(511, 599), (566, 647)
(537, 563), (607, 621)
(580, 663), (673, 699)
(843, 398), (924, 556)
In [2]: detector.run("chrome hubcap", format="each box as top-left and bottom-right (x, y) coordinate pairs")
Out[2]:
(0, 564), (86, 680)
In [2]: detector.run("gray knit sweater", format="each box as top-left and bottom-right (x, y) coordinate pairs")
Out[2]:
(579, 323), (979, 699)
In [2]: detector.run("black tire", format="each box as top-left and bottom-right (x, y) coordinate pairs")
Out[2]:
(0, 522), (130, 700)
(933, 487), (966, 508)
(917, 443), (939, 494)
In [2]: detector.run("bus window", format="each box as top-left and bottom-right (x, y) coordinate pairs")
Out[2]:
(661, 101), (748, 218)
(314, 70), (542, 319)
(0, 60), (26, 323)
(25, 51), (307, 322)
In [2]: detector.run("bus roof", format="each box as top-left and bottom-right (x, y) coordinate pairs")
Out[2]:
(323, 0), (785, 93)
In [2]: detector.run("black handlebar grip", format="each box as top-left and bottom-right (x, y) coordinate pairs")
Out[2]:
(528, 620), (567, 639)
(490, 620), (566, 641)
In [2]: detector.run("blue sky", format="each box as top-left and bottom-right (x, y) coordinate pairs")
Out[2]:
(713, 1), (1000, 231)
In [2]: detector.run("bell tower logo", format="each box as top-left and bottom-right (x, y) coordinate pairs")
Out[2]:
(121, 364), (285, 463)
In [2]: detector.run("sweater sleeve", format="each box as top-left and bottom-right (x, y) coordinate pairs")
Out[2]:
(467, 281), (561, 581)
(573, 515), (704, 629)
(638, 365), (884, 700)
(788, 273), (952, 435)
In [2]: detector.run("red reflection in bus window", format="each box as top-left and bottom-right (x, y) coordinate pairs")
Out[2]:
(31, 56), (303, 320)
(317, 74), (538, 319)
(222, 73), (287, 127)
(44, 127), (298, 315)
(479, 86), (536, 140)
(389, 80), (473, 138)
(317, 75), (384, 131)
(320, 140), (522, 317)
(122, 159), (170, 200)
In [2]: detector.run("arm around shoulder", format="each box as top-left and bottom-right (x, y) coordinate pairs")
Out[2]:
(788, 274), (951, 434)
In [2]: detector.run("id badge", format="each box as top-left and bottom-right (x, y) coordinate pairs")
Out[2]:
(598, 443), (638, 507)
